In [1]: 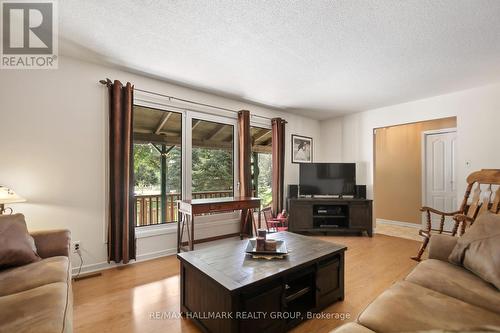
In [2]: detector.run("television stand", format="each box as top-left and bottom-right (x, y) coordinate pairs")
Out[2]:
(288, 197), (373, 236)
(312, 194), (340, 199)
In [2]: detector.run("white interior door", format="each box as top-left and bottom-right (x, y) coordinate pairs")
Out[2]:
(424, 130), (457, 231)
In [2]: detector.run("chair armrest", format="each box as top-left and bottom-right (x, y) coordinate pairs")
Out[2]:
(420, 207), (462, 216)
(30, 229), (71, 258)
(453, 213), (474, 223)
(428, 234), (458, 261)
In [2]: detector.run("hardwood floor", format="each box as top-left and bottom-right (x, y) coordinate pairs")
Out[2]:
(73, 234), (420, 333)
(375, 223), (422, 241)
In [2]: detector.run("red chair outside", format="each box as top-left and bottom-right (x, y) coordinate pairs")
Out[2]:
(262, 207), (288, 233)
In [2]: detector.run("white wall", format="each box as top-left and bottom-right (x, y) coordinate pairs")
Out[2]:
(0, 56), (321, 273)
(318, 118), (343, 162)
(319, 82), (500, 202)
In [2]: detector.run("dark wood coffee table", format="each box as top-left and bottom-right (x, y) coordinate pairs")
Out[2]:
(177, 232), (346, 333)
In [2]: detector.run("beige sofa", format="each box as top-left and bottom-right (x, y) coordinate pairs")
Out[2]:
(334, 234), (500, 332)
(0, 230), (72, 333)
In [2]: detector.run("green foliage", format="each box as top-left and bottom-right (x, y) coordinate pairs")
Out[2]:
(165, 148), (181, 192)
(133, 144), (233, 194)
(134, 144), (270, 206)
(133, 144), (160, 190)
(192, 148), (233, 192)
(254, 152), (273, 207)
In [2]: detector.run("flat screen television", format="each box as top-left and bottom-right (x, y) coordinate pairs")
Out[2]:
(299, 163), (356, 196)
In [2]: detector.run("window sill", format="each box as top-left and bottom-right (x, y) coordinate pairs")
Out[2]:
(135, 213), (240, 239)
(135, 223), (177, 239)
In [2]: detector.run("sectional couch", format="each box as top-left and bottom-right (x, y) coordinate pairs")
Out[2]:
(0, 229), (72, 333)
(333, 234), (500, 332)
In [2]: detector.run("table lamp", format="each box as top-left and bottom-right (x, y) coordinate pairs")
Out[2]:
(0, 186), (26, 215)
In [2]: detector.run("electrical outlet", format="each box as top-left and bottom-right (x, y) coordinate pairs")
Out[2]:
(72, 241), (81, 253)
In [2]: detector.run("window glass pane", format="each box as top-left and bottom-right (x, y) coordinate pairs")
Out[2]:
(192, 119), (234, 199)
(133, 106), (182, 226)
(251, 127), (273, 208)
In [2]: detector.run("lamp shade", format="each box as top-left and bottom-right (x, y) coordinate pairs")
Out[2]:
(0, 186), (26, 204)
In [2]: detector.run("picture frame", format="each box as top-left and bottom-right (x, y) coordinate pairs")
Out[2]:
(291, 134), (313, 163)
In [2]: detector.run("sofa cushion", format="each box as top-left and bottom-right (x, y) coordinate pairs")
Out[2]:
(31, 230), (71, 258)
(0, 282), (71, 333)
(449, 211), (500, 289)
(405, 259), (500, 314)
(358, 281), (500, 332)
(0, 214), (40, 268)
(331, 322), (376, 333)
(0, 256), (70, 297)
(427, 234), (458, 261)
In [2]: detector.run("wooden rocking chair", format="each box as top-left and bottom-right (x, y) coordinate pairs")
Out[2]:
(412, 169), (500, 261)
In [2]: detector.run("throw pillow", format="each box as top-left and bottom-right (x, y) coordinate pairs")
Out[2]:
(448, 210), (500, 289)
(0, 214), (40, 268)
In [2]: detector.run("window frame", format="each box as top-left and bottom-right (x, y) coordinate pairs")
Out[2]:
(186, 111), (239, 222)
(133, 94), (240, 236)
(250, 120), (273, 208)
(132, 99), (185, 231)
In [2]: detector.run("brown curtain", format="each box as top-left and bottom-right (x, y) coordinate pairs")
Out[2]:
(107, 79), (136, 264)
(238, 110), (253, 235)
(272, 118), (286, 214)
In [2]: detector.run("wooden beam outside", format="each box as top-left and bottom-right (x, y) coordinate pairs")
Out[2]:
(206, 124), (226, 140)
(261, 138), (272, 146)
(253, 129), (271, 143)
(164, 145), (176, 155)
(195, 139), (233, 150)
(134, 132), (234, 150)
(154, 112), (172, 134)
(134, 132), (181, 145)
(252, 145), (272, 154)
(135, 129), (180, 136)
(192, 119), (202, 130)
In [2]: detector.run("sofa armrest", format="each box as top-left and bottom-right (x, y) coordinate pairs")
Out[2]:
(30, 229), (71, 258)
(428, 234), (458, 261)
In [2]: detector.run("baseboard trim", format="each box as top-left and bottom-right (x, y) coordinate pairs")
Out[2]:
(376, 219), (421, 229)
(72, 247), (177, 276)
(71, 232), (243, 276)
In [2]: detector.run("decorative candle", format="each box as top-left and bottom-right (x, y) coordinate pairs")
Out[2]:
(256, 237), (266, 251)
(264, 239), (277, 251)
(257, 229), (267, 239)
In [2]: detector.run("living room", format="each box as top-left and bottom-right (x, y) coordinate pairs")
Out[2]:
(0, 1), (499, 333)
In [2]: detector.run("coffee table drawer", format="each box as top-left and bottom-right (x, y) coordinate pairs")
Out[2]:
(241, 285), (284, 332)
(316, 255), (341, 308)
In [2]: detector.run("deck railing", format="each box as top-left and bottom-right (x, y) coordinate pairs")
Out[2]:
(134, 190), (233, 226)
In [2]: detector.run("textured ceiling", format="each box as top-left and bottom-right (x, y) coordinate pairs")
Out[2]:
(60, 0), (500, 119)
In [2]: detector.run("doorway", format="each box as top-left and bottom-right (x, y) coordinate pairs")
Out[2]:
(373, 117), (457, 238)
(422, 128), (457, 230)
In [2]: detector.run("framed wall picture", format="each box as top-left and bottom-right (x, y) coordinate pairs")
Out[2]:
(291, 134), (313, 163)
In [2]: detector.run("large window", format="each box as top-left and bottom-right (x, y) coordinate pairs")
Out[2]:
(251, 126), (272, 208)
(133, 106), (182, 226)
(191, 119), (234, 199)
(132, 103), (268, 227)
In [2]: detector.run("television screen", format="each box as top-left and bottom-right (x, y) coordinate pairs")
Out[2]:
(299, 163), (356, 195)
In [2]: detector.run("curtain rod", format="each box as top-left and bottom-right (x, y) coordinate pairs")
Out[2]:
(134, 97), (239, 119)
(99, 78), (275, 122)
